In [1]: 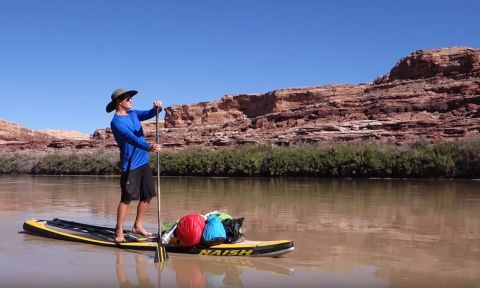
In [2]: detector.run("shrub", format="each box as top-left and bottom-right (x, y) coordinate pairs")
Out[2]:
(1, 140), (479, 178)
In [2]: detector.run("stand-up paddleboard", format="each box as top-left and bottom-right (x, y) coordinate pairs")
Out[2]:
(23, 219), (294, 257)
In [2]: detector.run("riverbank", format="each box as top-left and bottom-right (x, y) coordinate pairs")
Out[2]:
(1, 140), (479, 178)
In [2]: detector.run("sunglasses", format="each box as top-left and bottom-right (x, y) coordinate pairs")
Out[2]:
(121, 97), (132, 102)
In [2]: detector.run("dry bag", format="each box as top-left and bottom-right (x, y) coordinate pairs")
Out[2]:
(176, 214), (206, 247)
(202, 214), (226, 245)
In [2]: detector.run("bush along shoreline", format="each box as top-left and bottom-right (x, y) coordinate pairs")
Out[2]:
(0, 140), (479, 178)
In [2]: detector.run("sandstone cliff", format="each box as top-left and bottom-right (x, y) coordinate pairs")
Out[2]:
(157, 46), (480, 148)
(1, 47), (479, 152)
(0, 120), (89, 148)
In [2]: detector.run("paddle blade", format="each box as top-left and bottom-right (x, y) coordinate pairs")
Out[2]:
(154, 244), (168, 263)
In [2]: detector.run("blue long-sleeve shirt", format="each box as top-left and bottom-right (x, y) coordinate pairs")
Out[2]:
(110, 108), (159, 172)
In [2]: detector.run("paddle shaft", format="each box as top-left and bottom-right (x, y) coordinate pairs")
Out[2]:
(154, 106), (168, 267)
(154, 106), (167, 263)
(155, 108), (161, 238)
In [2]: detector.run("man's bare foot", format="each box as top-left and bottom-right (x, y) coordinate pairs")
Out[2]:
(115, 228), (126, 243)
(132, 225), (153, 237)
(115, 234), (126, 243)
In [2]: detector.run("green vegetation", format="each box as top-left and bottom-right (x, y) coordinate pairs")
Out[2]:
(1, 140), (479, 178)
(0, 150), (120, 175)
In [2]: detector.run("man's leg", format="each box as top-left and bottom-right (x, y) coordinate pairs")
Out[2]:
(115, 200), (130, 242)
(133, 197), (152, 236)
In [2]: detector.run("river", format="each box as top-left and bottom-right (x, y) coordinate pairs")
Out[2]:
(0, 175), (479, 287)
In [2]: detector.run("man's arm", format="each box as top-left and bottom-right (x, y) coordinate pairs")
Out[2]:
(111, 121), (152, 151)
(136, 100), (163, 121)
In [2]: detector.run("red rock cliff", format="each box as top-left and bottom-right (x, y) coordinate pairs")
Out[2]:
(156, 47), (480, 148)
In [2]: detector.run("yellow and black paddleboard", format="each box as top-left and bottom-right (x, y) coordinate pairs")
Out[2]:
(23, 219), (294, 257)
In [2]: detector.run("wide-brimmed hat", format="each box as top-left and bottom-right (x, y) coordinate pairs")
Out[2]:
(106, 88), (138, 113)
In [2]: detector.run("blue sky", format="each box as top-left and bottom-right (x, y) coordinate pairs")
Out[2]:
(1, 0), (479, 134)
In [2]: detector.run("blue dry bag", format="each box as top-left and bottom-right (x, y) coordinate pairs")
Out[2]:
(202, 214), (226, 245)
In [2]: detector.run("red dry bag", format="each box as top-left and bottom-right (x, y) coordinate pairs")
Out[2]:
(176, 214), (206, 247)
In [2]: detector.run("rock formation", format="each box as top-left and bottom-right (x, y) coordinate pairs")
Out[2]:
(1, 47), (479, 152)
(0, 120), (90, 151)
(158, 47), (480, 148)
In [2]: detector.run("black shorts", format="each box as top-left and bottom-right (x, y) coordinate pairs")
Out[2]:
(120, 164), (156, 202)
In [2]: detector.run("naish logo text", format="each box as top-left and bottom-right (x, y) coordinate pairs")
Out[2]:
(200, 249), (253, 256)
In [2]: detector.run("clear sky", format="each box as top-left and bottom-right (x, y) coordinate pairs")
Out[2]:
(1, 0), (479, 134)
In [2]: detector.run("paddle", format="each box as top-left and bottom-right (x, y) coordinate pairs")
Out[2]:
(154, 106), (168, 263)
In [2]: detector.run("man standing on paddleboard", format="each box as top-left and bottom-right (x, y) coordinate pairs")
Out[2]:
(106, 88), (162, 243)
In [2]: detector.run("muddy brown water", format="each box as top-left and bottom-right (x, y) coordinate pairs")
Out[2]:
(0, 175), (479, 288)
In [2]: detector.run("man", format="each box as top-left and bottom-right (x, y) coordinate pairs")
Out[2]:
(106, 88), (162, 242)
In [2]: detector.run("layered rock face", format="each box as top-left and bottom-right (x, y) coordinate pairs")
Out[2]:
(158, 47), (480, 147)
(0, 120), (91, 150)
(375, 47), (480, 83)
(1, 47), (479, 152)
(0, 120), (54, 145)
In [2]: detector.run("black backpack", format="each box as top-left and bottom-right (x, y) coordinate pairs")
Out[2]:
(221, 217), (244, 243)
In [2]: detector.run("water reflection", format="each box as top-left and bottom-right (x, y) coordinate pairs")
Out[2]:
(114, 252), (295, 288)
(172, 257), (244, 288)
(112, 252), (390, 288)
(116, 253), (154, 288)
